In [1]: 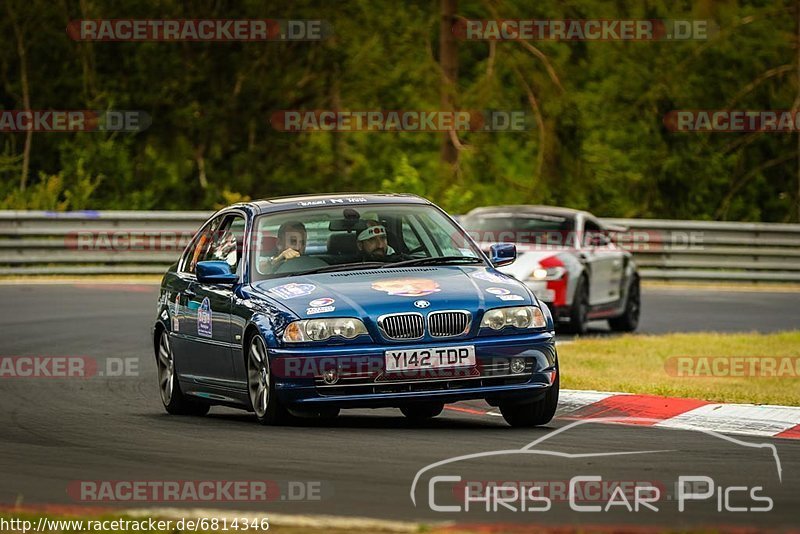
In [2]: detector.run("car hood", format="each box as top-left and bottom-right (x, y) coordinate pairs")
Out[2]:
(249, 266), (536, 319)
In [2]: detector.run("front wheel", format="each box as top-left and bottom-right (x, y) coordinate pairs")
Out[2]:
(156, 330), (209, 416)
(247, 334), (291, 425)
(500, 373), (559, 427)
(608, 276), (640, 332)
(400, 403), (444, 421)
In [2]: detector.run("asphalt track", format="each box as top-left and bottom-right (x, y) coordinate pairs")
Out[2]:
(0, 283), (798, 529)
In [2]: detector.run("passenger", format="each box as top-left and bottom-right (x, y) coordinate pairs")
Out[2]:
(357, 220), (403, 262)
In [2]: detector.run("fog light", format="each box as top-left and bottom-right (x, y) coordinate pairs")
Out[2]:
(510, 358), (526, 374)
(322, 368), (339, 385)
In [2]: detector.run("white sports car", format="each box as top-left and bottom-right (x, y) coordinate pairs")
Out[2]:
(460, 205), (640, 334)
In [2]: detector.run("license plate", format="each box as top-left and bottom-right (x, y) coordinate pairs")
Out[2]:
(385, 345), (476, 372)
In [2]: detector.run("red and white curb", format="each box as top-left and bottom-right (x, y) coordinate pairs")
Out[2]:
(448, 390), (800, 440)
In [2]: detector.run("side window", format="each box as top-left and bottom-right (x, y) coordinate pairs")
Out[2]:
(212, 216), (246, 272)
(583, 219), (606, 247)
(180, 214), (246, 274)
(180, 216), (225, 274)
(401, 216), (423, 253)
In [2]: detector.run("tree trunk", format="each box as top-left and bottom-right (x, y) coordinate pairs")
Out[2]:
(796, 0), (800, 221)
(7, 1), (32, 192)
(439, 0), (458, 171)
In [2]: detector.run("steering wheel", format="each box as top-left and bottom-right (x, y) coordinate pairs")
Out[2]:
(273, 256), (329, 274)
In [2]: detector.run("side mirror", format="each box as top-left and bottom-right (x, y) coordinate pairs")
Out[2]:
(196, 260), (239, 284)
(489, 243), (516, 267)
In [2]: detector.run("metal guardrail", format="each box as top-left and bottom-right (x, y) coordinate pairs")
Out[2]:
(0, 211), (798, 282)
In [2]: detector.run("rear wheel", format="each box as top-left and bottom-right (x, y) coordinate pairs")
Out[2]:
(563, 275), (589, 335)
(247, 334), (291, 425)
(400, 403), (444, 421)
(500, 373), (559, 427)
(609, 276), (640, 332)
(156, 330), (209, 416)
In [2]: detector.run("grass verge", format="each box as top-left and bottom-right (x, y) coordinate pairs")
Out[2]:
(559, 330), (800, 406)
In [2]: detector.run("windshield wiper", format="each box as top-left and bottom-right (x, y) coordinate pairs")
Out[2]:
(285, 262), (387, 277)
(386, 256), (484, 268)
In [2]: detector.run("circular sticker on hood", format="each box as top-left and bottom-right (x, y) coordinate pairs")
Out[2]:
(309, 297), (335, 307)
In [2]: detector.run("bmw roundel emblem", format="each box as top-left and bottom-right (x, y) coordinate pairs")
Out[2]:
(414, 300), (430, 309)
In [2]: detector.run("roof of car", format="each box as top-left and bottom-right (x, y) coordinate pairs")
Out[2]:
(248, 193), (431, 214)
(464, 205), (588, 218)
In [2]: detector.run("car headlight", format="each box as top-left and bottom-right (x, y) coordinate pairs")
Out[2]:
(480, 306), (546, 330)
(282, 318), (368, 343)
(529, 266), (566, 280)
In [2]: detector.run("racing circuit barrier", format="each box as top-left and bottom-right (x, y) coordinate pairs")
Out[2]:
(0, 211), (799, 282)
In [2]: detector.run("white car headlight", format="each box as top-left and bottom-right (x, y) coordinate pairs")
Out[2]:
(529, 266), (566, 280)
(283, 318), (368, 342)
(480, 306), (546, 330)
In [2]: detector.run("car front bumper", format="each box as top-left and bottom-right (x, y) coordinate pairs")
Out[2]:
(268, 332), (557, 409)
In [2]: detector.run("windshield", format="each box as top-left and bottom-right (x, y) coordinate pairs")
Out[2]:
(250, 203), (485, 280)
(460, 212), (577, 247)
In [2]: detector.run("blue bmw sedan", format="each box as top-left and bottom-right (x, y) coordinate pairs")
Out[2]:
(153, 194), (559, 426)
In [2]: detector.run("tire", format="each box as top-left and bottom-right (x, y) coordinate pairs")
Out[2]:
(400, 403), (444, 421)
(500, 372), (559, 428)
(247, 333), (291, 425)
(609, 276), (640, 332)
(156, 330), (210, 416)
(563, 275), (589, 335)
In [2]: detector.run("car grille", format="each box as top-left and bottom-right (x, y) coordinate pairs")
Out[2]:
(428, 311), (471, 337)
(378, 313), (424, 340)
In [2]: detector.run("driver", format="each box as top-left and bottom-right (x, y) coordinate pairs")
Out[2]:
(262, 221), (306, 271)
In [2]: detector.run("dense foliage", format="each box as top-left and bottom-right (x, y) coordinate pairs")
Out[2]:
(1, 0), (798, 221)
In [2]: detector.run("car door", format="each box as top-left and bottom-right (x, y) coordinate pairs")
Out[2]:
(175, 213), (244, 386)
(581, 217), (620, 306)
